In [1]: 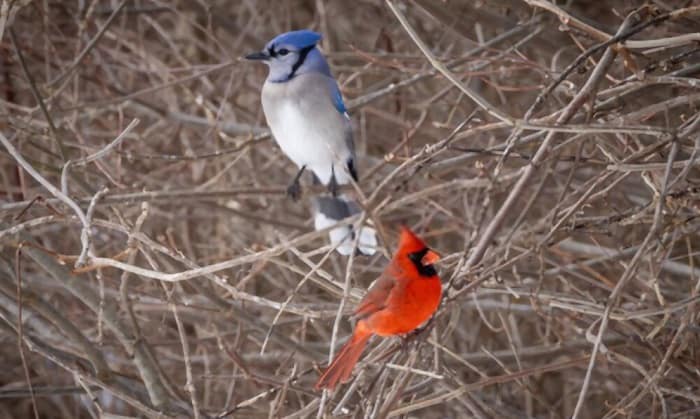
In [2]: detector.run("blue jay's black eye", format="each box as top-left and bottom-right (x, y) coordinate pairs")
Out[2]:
(278, 48), (290, 56)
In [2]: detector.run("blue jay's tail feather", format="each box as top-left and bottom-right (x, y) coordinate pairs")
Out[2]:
(312, 195), (377, 256)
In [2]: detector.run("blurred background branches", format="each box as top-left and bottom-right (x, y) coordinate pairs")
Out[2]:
(1, 0), (700, 417)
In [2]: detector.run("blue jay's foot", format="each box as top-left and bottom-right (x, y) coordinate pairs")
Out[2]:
(327, 177), (340, 197)
(287, 165), (306, 201)
(328, 171), (339, 197)
(287, 181), (302, 201)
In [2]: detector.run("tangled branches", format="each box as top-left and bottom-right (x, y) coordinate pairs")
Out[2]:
(1, 1), (699, 418)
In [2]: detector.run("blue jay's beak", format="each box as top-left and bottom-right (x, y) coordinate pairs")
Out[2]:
(244, 51), (269, 61)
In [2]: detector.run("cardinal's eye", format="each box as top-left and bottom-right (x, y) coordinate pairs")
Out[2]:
(278, 48), (290, 56)
(408, 251), (422, 264)
(408, 248), (427, 264)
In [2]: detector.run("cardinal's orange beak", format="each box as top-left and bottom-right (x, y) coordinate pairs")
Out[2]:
(421, 249), (440, 265)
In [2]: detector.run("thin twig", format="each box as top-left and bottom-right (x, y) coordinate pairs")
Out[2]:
(0, 133), (92, 267)
(14, 244), (39, 419)
(46, 0), (128, 88)
(9, 29), (67, 160)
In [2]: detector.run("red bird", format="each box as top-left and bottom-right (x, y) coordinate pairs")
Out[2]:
(315, 227), (442, 391)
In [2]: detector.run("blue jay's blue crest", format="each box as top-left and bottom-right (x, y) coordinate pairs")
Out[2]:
(268, 30), (321, 50)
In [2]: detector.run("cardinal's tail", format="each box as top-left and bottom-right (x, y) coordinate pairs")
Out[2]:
(312, 195), (377, 256)
(315, 324), (372, 391)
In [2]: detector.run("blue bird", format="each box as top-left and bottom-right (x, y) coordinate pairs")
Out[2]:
(245, 30), (376, 256)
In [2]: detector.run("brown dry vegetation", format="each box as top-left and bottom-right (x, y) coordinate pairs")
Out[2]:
(1, 1), (700, 418)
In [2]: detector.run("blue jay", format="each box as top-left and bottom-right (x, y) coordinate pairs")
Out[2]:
(245, 30), (376, 255)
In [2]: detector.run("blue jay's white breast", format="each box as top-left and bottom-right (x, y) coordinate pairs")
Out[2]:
(261, 73), (355, 186)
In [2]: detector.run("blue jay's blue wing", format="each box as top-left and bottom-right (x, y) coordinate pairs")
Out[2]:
(330, 81), (348, 116)
(327, 80), (355, 165)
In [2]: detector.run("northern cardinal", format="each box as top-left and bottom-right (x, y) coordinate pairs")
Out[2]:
(315, 227), (442, 390)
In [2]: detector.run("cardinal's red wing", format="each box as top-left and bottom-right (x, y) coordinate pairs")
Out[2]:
(353, 273), (396, 318)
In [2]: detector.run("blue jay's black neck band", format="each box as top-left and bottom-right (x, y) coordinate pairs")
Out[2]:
(287, 45), (315, 80)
